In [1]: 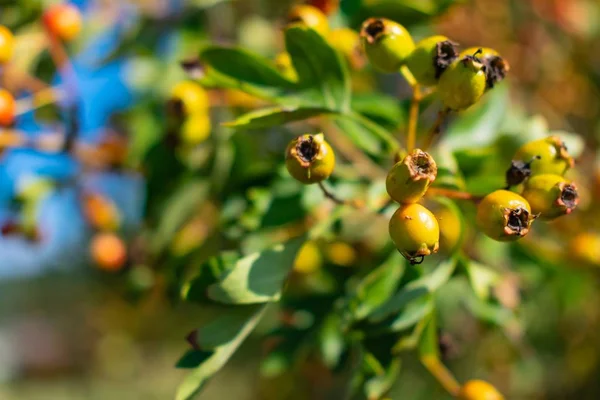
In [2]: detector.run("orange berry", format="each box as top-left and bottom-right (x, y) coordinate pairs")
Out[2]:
(90, 233), (127, 271)
(0, 89), (16, 126)
(0, 25), (15, 64)
(82, 193), (121, 232)
(458, 380), (504, 400)
(43, 4), (82, 42)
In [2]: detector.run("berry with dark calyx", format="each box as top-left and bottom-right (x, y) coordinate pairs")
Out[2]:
(285, 133), (335, 184)
(477, 190), (534, 242)
(505, 156), (540, 187)
(0, 89), (16, 126)
(43, 3), (82, 42)
(458, 380), (504, 400)
(360, 18), (415, 73)
(389, 203), (440, 264)
(405, 35), (458, 86)
(0, 25), (15, 64)
(438, 50), (487, 111)
(386, 149), (437, 204)
(287, 4), (329, 36)
(460, 47), (510, 89)
(168, 81), (210, 118)
(513, 136), (574, 176)
(521, 174), (579, 220)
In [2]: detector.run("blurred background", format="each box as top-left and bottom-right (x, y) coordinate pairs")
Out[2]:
(1, 0), (600, 399)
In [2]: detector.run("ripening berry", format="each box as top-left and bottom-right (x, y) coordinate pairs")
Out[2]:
(169, 81), (210, 117)
(477, 190), (534, 242)
(82, 192), (121, 232)
(405, 35), (458, 86)
(43, 4), (82, 42)
(438, 53), (487, 111)
(287, 4), (329, 36)
(389, 203), (440, 263)
(458, 380), (504, 400)
(329, 28), (365, 69)
(90, 233), (127, 271)
(386, 149), (437, 204)
(360, 18), (415, 73)
(274, 52), (298, 81)
(293, 241), (323, 274)
(429, 198), (464, 253)
(285, 133), (335, 184)
(521, 174), (579, 220)
(0, 25), (15, 64)
(181, 113), (211, 145)
(569, 232), (600, 267)
(0, 89), (16, 126)
(460, 47), (510, 89)
(513, 136), (574, 176)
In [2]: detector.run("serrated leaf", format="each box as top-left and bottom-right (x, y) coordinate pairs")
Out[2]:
(285, 25), (351, 111)
(175, 305), (267, 400)
(224, 106), (332, 129)
(207, 236), (306, 304)
(350, 252), (405, 320)
(370, 258), (457, 322)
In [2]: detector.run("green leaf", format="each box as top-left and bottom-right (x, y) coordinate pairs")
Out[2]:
(175, 305), (267, 400)
(350, 252), (405, 320)
(335, 112), (400, 156)
(224, 106), (332, 129)
(370, 258), (457, 322)
(388, 295), (434, 332)
(364, 358), (401, 400)
(284, 25), (351, 111)
(207, 236), (306, 304)
(176, 350), (212, 369)
(187, 305), (265, 350)
(200, 46), (296, 101)
(440, 83), (509, 151)
(465, 295), (515, 327)
(418, 313), (439, 360)
(319, 314), (346, 368)
(465, 260), (500, 301)
(153, 180), (209, 252)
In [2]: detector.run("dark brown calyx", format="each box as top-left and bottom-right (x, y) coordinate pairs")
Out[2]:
(407, 149), (438, 182)
(180, 58), (206, 80)
(296, 136), (320, 163)
(505, 156), (540, 188)
(551, 137), (575, 168)
(483, 56), (509, 89)
(434, 40), (459, 78)
(506, 207), (530, 235)
(559, 184), (579, 210)
(362, 18), (385, 44)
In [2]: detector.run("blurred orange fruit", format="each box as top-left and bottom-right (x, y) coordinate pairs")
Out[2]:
(0, 89), (16, 126)
(82, 192), (121, 232)
(91, 233), (127, 271)
(0, 25), (15, 64)
(43, 4), (82, 42)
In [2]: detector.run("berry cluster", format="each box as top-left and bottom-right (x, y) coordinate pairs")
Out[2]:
(282, 12), (579, 268)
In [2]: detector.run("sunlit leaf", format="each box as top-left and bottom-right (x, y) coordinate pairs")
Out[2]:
(207, 236), (306, 304)
(223, 106), (332, 129)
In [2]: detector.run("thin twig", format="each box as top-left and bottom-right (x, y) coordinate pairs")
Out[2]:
(423, 108), (450, 151)
(421, 355), (461, 396)
(318, 181), (346, 206)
